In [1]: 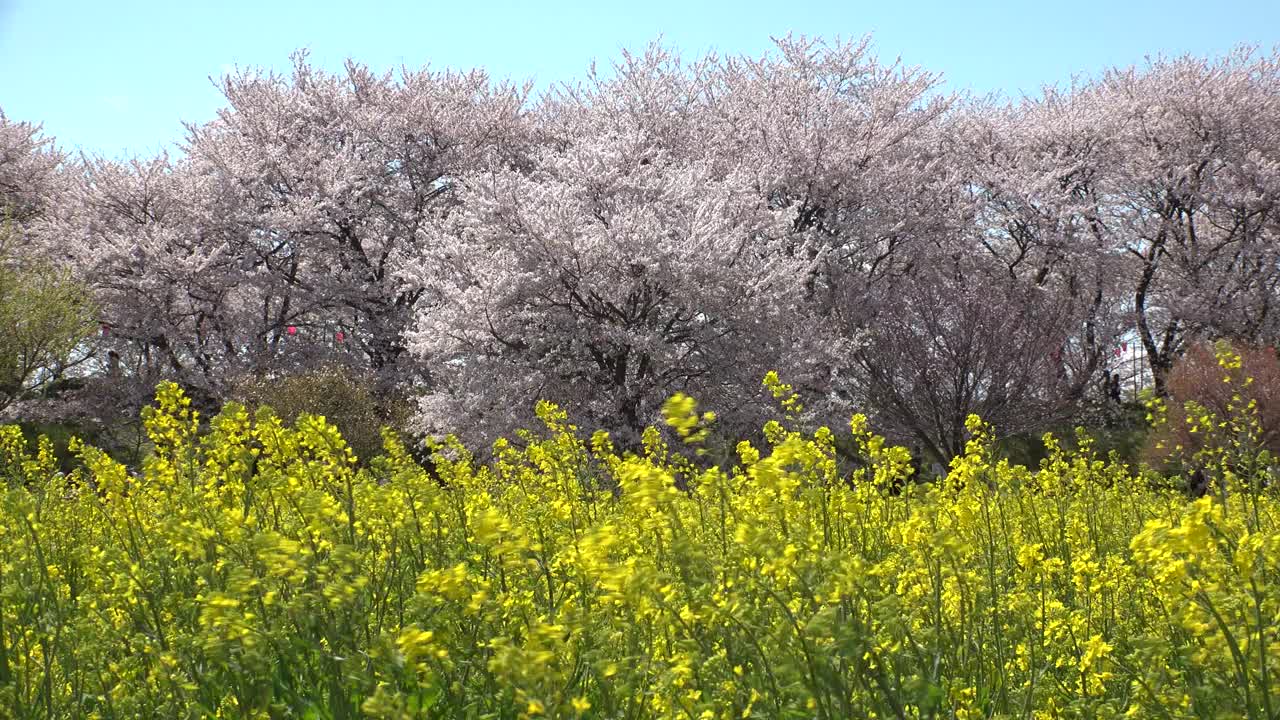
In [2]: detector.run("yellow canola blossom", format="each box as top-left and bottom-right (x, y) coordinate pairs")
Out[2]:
(0, 380), (1276, 718)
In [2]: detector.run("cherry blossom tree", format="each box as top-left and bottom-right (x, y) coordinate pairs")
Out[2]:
(958, 90), (1126, 390)
(30, 154), (247, 419)
(408, 46), (813, 443)
(707, 37), (953, 306)
(1097, 50), (1280, 392)
(31, 54), (530, 422)
(845, 249), (1107, 465)
(183, 53), (530, 389)
(945, 50), (1280, 406)
(0, 110), (62, 224)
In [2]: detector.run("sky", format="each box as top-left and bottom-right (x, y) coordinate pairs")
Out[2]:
(1, 0), (1279, 159)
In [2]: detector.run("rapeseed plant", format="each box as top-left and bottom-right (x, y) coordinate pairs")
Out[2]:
(0, 364), (1276, 718)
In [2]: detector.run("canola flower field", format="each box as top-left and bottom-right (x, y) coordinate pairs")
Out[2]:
(0, 363), (1278, 719)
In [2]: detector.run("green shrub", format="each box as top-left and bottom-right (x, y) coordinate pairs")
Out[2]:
(0, 227), (96, 410)
(232, 365), (409, 464)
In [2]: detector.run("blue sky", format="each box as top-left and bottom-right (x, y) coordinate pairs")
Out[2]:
(2, 0), (1278, 159)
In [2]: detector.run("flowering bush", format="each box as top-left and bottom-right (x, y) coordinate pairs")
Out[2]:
(0, 374), (1277, 719)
